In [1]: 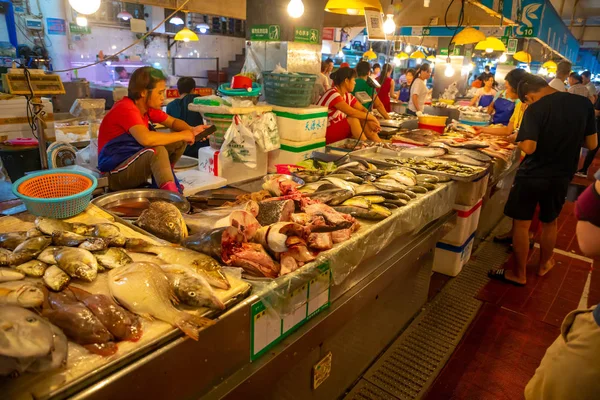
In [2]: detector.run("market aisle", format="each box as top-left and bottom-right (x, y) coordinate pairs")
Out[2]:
(424, 197), (599, 400)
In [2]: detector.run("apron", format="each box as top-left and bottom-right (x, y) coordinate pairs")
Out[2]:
(478, 94), (494, 108)
(399, 85), (410, 102)
(492, 96), (516, 125)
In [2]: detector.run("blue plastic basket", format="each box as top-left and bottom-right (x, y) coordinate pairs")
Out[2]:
(459, 119), (489, 127)
(12, 170), (98, 219)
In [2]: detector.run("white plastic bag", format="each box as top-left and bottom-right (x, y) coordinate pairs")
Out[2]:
(242, 112), (280, 152)
(219, 116), (257, 169)
(75, 139), (98, 170)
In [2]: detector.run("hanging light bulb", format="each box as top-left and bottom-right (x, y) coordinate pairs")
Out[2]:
(337, 47), (344, 57)
(485, 47), (494, 53)
(498, 53), (507, 63)
(383, 7), (396, 35)
(346, 9), (360, 15)
(170, 16), (184, 25)
(76, 16), (88, 27)
(444, 58), (454, 77)
(405, 44), (413, 53)
(538, 67), (548, 76)
(197, 23), (210, 34)
(69, 0), (100, 15)
(416, 58), (422, 65)
(287, 0), (305, 18)
(117, 11), (133, 20)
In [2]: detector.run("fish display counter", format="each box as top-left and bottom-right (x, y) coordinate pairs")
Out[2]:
(0, 167), (459, 399)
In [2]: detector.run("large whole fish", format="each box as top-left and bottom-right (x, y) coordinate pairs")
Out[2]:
(184, 210), (261, 240)
(136, 201), (188, 243)
(35, 217), (93, 236)
(256, 199), (295, 226)
(91, 223), (127, 247)
(126, 239), (230, 290)
(94, 247), (133, 270)
(69, 286), (142, 341)
(0, 306), (67, 377)
(0, 232), (28, 251)
(42, 289), (117, 356)
(160, 264), (225, 310)
(0, 281), (44, 307)
(0, 248), (34, 267)
(108, 262), (214, 340)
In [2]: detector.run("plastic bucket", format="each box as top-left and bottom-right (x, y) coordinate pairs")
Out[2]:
(418, 123), (445, 133)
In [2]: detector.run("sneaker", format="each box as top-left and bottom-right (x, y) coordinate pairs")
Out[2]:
(575, 171), (588, 178)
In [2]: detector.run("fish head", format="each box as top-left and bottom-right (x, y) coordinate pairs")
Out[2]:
(176, 278), (225, 310)
(15, 284), (45, 308)
(0, 306), (54, 358)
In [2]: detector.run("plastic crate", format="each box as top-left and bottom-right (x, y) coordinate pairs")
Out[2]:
(263, 72), (317, 107)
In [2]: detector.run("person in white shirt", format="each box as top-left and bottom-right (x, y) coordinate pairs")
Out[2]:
(408, 63), (432, 115)
(549, 61), (571, 92)
(568, 72), (593, 100)
(582, 70), (598, 104)
(313, 60), (331, 103)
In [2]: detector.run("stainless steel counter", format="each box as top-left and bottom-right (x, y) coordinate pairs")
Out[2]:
(67, 212), (455, 400)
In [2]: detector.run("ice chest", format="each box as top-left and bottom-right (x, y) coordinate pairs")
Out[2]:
(433, 233), (475, 277)
(268, 138), (326, 173)
(441, 199), (483, 246)
(455, 174), (489, 207)
(272, 105), (327, 142)
(198, 146), (267, 184)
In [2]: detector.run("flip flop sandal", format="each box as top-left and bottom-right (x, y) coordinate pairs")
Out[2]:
(487, 269), (526, 287)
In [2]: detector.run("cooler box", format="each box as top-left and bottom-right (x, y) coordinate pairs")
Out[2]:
(0, 98), (55, 140)
(198, 146), (267, 184)
(441, 199), (483, 246)
(272, 105), (328, 142)
(433, 233), (475, 277)
(455, 174), (489, 207)
(268, 138), (326, 173)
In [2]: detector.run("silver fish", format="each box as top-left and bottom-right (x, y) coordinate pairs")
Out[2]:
(55, 247), (98, 282)
(108, 262), (215, 340)
(94, 247), (133, 269)
(323, 177), (357, 193)
(0, 248), (34, 266)
(92, 223), (126, 247)
(161, 264), (225, 310)
(42, 265), (71, 292)
(13, 236), (52, 257)
(78, 238), (108, 251)
(0, 267), (25, 282)
(399, 147), (447, 158)
(0, 281), (44, 307)
(126, 240), (229, 290)
(15, 260), (48, 277)
(0, 232), (28, 250)
(415, 174), (439, 184)
(439, 154), (486, 167)
(35, 217), (92, 236)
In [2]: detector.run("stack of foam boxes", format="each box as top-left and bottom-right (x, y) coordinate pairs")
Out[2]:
(433, 174), (489, 276)
(267, 105), (328, 172)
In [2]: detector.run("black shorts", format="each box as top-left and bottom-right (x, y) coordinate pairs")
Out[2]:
(504, 177), (570, 223)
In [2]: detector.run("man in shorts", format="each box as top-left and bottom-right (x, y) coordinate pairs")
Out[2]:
(488, 74), (598, 285)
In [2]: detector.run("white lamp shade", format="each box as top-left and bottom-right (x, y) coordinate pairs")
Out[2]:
(69, 0), (101, 15)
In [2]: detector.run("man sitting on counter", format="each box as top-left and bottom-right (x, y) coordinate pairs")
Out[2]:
(97, 67), (210, 194)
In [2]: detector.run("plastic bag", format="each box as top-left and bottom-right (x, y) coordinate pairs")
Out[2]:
(75, 139), (98, 170)
(272, 63), (288, 74)
(219, 116), (257, 169)
(241, 44), (263, 82)
(243, 112), (280, 152)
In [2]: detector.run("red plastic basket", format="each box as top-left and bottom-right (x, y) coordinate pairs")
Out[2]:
(276, 164), (303, 174)
(418, 123), (445, 134)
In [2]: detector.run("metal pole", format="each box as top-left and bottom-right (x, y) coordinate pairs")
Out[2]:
(559, 0), (566, 17)
(569, 0), (580, 30)
(216, 57), (220, 88)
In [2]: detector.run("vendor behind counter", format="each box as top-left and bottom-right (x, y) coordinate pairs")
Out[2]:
(166, 77), (206, 157)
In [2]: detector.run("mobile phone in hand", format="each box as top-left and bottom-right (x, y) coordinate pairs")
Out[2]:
(195, 125), (217, 142)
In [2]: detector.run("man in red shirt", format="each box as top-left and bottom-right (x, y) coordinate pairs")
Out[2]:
(98, 67), (210, 193)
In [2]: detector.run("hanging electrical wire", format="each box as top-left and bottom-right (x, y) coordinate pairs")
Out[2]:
(52, 0), (193, 73)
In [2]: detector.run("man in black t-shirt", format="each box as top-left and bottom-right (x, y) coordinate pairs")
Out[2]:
(489, 74), (598, 286)
(576, 95), (600, 177)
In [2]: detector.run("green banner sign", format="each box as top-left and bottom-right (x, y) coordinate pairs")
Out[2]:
(294, 27), (319, 44)
(440, 48), (449, 56)
(69, 23), (90, 35)
(250, 24), (281, 41)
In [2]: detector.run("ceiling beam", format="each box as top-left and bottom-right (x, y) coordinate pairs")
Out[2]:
(570, 25), (600, 41)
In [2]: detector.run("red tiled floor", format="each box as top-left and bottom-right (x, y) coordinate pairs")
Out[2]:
(425, 172), (599, 400)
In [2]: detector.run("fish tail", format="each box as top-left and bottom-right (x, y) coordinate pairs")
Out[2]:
(176, 313), (215, 340)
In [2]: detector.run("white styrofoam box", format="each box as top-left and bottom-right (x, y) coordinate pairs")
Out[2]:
(442, 199), (483, 246)
(0, 98), (55, 139)
(272, 105), (327, 142)
(433, 233), (475, 277)
(267, 137), (326, 173)
(197, 146), (267, 184)
(455, 174), (489, 207)
(175, 169), (227, 196)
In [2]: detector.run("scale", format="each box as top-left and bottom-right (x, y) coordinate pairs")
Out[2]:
(2, 68), (66, 169)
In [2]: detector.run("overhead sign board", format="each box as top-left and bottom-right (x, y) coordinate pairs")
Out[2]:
(250, 25), (281, 41)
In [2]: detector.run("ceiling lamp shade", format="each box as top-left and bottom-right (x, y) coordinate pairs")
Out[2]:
(426, 55), (436, 62)
(117, 11), (133, 20)
(542, 60), (557, 70)
(325, 0), (383, 15)
(170, 16), (185, 25)
(513, 51), (532, 63)
(75, 16), (88, 27)
(197, 23), (210, 33)
(363, 47), (377, 60)
(474, 37), (506, 53)
(452, 27), (486, 45)
(69, 0), (100, 15)
(175, 27), (199, 42)
(410, 50), (426, 59)
(397, 51), (409, 60)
